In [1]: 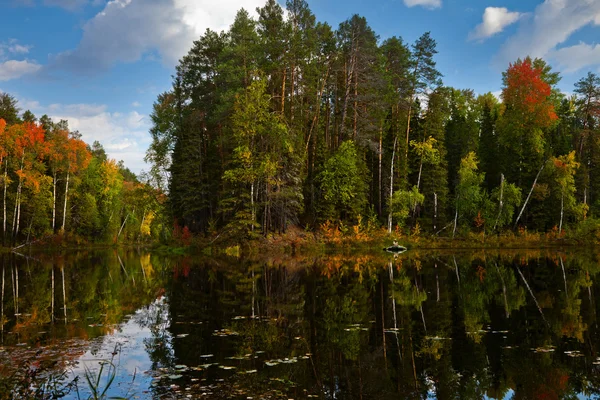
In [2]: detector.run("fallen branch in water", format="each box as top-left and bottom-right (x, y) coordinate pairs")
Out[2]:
(12, 234), (56, 251)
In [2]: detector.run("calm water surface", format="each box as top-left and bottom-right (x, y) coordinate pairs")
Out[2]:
(0, 249), (600, 399)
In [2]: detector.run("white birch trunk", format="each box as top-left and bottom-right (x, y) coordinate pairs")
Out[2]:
(388, 136), (398, 233)
(61, 169), (70, 231)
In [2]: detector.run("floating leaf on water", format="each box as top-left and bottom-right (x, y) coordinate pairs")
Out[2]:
(213, 329), (240, 337)
(233, 316), (246, 320)
(200, 354), (214, 358)
(255, 351), (265, 354)
(168, 374), (183, 380)
(245, 369), (257, 374)
(567, 352), (584, 357)
(265, 361), (279, 366)
(219, 365), (236, 370)
(533, 347), (555, 353)
(175, 365), (188, 370)
(176, 334), (189, 338)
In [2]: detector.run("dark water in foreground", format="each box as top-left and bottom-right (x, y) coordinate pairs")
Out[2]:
(0, 249), (600, 399)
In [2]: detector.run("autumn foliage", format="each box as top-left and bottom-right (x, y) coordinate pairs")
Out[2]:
(502, 58), (558, 128)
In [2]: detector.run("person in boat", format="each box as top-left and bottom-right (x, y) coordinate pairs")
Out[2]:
(392, 240), (398, 246)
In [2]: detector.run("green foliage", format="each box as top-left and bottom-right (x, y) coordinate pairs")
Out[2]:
(486, 180), (522, 231)
(456, 152), (484, 226)
(136, 0), (600, 240)
(390, 186), (424, 228)
(317, 141), (368, 221)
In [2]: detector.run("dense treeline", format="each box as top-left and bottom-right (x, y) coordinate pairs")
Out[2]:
(146, 0), (600, 239)
(0, 93), (164, 245)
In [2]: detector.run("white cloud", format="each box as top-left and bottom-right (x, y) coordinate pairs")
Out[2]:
(403, 0), (441, 9)
(469, 7), (523, 42)
(23, 100), (150, 173)
(50, 0), (264, 74)
(131, 101), (141, 108)
(54, 111), (150, 172)
(496, 0), (600, 70)
(0, 40), (33, 57)
(0, 60), (42, 81)
(550, 42), (600, 73)
(8, 44), (31, 54)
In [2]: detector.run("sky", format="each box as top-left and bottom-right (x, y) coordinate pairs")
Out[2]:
(1, 0), (600, 174)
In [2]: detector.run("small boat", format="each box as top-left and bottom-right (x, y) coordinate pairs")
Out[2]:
(384, 244), (407, 253)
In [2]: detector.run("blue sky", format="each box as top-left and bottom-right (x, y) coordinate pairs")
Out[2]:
(1, 0), (600, 173)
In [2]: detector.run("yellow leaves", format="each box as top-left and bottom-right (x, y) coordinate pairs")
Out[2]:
(410, 136), (439, 164)
(99, 159), (123, 198)
(140, 211), (155, 236)
(140, 254), (155, 278)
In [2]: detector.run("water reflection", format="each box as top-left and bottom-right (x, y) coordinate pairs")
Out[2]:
(1, 249), (600, 398)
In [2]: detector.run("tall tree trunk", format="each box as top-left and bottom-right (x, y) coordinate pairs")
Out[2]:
(139, 212), (146, 241)
(404, 101), (414, 159)
(452, 196), (459, 238)
(388, 135), (398, 233)
(117, 210), (131, 240)
(353, 70), (358, 140)
(281, 68), (287, 115)
(61, 169), (70, 231)
(15, 186), (22, 239)
(12, 156), (24, 239)
(433, 192), (438, 232)
(250, 181), (255, 232)
(492, 173), (505, 231)
(416, 157), (424, 191)
(559, 191), (564, 235)
(52, 172), (57, 231)
(340, 48), (356, 142)
(378, 125), (383, 216)
(514, 163), (545, 229)
(1, 158), (5, 244)
(12, 179), (22, 239)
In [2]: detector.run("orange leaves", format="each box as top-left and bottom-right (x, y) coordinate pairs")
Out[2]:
(0, 118), (5, 133)
(553, 159), (566, 169)
(502, 58), (558, 129)
(15, 122), (46, 157)
(67, 136), (91, 173)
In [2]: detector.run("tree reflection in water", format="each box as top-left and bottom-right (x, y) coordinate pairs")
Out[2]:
(1, 249), (600, 398)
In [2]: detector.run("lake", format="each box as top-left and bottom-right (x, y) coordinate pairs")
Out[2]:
(0, 248), (599, 399)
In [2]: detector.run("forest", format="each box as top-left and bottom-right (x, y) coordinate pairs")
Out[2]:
(143, 0), (600, 242)
(0, 93), (164, 245)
